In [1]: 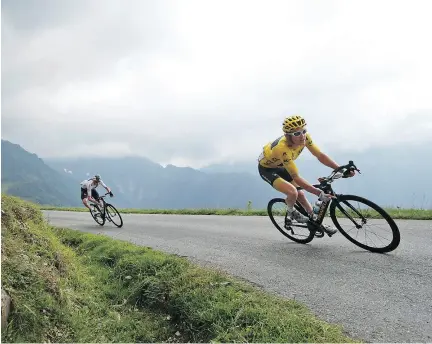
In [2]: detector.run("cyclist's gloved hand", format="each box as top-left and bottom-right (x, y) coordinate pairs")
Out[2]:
(343, 168), (356, 178)
(109, 192), (114, 197)
(318, 190), (334, 202)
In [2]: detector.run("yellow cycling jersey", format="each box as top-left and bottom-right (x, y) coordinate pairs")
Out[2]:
(258, 133), (321, 176)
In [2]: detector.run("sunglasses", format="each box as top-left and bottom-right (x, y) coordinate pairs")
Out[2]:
(287, 128), (307, 136)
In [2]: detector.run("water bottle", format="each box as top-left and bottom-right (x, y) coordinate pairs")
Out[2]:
(313, 200), (322, 214)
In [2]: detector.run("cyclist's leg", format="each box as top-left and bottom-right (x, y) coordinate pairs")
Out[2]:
(276, 169), (310, 222)
(258, 164), (296, 204)
(81, 188), (91, 209)
(272, 177), (298, 207)
(274, 168), (314, 216)
(258, 165), (308, 223)
(91, 189), (103, 209)
(294, 186), (313, 216)
(92, 189), (100, 200)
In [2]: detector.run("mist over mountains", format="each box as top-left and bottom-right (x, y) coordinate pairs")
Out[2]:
(2, 139), (431, 209)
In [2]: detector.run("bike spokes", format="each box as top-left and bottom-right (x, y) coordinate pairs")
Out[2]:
(89, 204), (105, 226)
(337, 202), (391, 245)
(331, 196), (400, 253)
(267, 199), (315, 243)
(335, 201), (365, 228)
(105, 204), (123, 228)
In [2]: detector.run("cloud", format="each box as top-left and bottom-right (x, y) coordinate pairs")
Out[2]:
(2, 0), (432, 167)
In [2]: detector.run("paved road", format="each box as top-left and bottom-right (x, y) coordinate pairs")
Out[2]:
(43, 211), (432, 343)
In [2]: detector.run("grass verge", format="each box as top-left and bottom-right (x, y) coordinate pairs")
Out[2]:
(40, 205), (432, 220)
(2, 194), (358, 343)
(1, 195), (179, 343)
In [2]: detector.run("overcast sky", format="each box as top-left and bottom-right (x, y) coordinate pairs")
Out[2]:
(2, 0), (432, 168)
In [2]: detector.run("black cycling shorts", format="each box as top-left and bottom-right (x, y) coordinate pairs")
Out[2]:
(80, 188), (99, 200)
(258, 164), (294, 186)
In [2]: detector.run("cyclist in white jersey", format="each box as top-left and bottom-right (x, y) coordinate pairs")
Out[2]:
(80, 174), (113, 210)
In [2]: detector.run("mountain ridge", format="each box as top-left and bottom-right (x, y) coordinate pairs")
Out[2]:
(1, 140), (82, 206)
(2, 139), (280, 208)
(2, 138), (431, 209)
(44, 154), (280, 209)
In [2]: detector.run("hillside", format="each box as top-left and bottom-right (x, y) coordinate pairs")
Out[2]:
(4, 137), (431, 210)
(44, 156), (280, 209)
(2, 139), (280, 209)
(1, 140), (81, 206)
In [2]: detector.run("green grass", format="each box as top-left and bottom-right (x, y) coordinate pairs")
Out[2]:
(40, 205), (432, 220)
(2, 194), (359, 343)
(1, 195), (179, 343)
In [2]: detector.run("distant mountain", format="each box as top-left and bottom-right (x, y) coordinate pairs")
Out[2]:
(199, 162), (258, 175)
(3, 137), (431, 210)
(200, 142), (432, 209)
(44, 156), (281, 209)
(1, 140), (81, 206)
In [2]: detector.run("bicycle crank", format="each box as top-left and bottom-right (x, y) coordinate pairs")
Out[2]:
(307, 221), (325, 238)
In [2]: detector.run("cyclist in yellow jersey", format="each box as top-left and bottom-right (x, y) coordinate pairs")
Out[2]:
(257, 115), (355, 234)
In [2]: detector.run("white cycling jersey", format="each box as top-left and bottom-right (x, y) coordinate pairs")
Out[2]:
(80, 178), (107, 194)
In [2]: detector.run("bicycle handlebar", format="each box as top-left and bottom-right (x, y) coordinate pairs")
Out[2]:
(99, 192), (113, 199)
(318, 160), (361, 184)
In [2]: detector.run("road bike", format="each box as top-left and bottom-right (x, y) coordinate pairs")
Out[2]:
(267, 161), (401, 253)
(89, 192), (123, 228)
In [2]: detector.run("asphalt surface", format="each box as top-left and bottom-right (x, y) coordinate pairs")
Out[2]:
(43, 210), (432, 343)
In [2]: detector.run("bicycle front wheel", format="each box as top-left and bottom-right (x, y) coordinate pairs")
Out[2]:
(106, 204), (123, 228)
(329, 195), (400, 253)
(267, 198), (315, 244)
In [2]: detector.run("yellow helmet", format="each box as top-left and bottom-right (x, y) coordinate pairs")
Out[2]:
(282, 115), (307, 133)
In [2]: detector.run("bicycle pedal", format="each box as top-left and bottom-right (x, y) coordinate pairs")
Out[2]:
(307, 221), (325, 238)
(324, 229), (337, 237)
(313, 227), (325, 238)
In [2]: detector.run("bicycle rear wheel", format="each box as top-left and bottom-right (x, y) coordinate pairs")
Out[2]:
(89, 203), (105, 226)
(329, 194), (400, 253)
(267, 198), (315, 244)
(106, 204), (123, 228)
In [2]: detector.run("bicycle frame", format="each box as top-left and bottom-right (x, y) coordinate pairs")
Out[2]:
(97, 192), (112, 210)
(310, 183), (334, 224)
(88, 192), (109, 212)
(291, 161), (361, 231)
(98, 194), (108, 206)
(88, 191), (124, 228)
